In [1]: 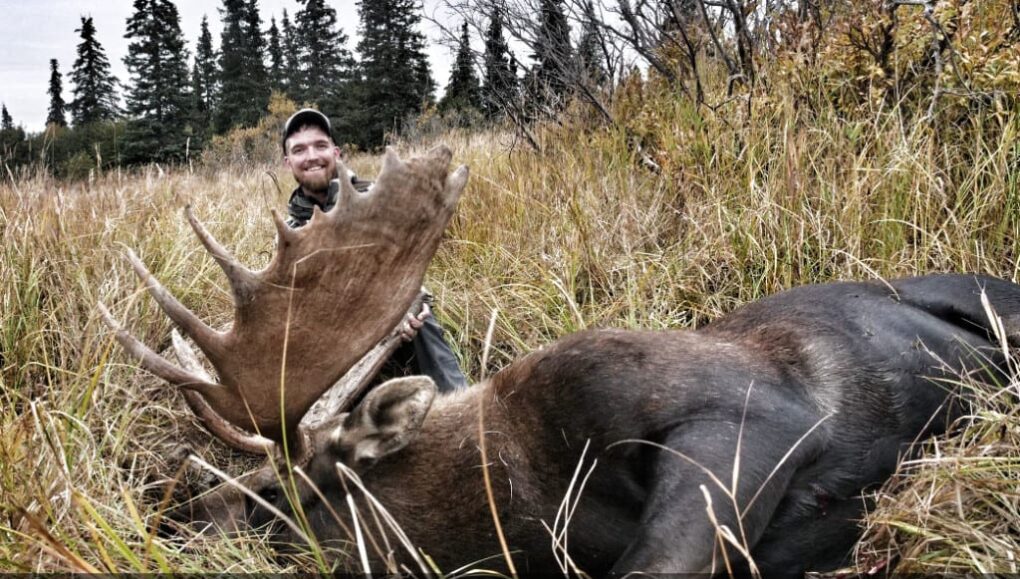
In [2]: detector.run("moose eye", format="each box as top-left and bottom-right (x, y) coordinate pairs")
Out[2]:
(257, 487), (279, 504)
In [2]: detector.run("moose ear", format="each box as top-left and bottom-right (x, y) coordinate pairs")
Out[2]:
(334, 376), (437, 469)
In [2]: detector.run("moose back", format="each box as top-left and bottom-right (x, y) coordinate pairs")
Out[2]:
(176, 272), (1019, 576)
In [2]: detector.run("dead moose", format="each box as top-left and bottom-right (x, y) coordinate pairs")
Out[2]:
(100, 146), (1020, 576)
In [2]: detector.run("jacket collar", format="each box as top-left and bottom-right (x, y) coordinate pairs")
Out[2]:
(287, 181), (339, 226)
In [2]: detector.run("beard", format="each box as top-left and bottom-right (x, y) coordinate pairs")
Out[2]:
(295, 172), (330, 194)
(297, 171), (333, 194)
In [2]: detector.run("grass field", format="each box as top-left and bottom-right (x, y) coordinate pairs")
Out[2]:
(1, 90), (1018, 573)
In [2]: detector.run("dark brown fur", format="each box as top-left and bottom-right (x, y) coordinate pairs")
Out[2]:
(176, 273), (1020, 576)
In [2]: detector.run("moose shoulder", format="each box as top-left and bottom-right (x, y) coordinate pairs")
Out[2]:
(178, 273), (1020, 576)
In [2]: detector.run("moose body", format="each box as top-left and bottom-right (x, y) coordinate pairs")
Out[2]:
(103, 147), (1018, 574)
(191, 273), (1019, 576)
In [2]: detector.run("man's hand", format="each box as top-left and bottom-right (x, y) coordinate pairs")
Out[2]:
(399, 302), (431, 342)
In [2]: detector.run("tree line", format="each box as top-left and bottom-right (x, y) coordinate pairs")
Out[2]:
(0, 0), (521, 178)
(3, 0), (1016, 179)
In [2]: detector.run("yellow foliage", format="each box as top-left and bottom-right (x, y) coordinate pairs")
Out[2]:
(201, 93), (299, 167)
(809, 0), (1019, 112)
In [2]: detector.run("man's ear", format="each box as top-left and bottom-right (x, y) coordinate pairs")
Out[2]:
(332, 376), (437, 470)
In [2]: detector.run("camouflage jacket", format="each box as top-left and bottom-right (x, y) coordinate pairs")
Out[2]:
(286, 174), (373, 228)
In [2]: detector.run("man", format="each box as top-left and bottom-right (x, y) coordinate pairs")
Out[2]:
(281, 108), (468, 392)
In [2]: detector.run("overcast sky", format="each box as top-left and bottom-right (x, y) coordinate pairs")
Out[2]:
(0, 0), (456, 132)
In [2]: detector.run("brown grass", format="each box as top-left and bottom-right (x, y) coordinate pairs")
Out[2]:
(1, 76), (1018, 572)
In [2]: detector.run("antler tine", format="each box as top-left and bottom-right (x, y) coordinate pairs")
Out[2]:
(270, 208), (296, 244)
(445, 165), (470, 208)
(124, 248), (222, 358)
(184, 206), (259, 306)
(171, 330), (276, 454)
(358, 146), (460, 213)
(309, 204), (327, 227)
(319, 173), (360, 225)
(336, 160), (360, 201)
(97, 301), (219, 396)
(381, 146), (403, 174)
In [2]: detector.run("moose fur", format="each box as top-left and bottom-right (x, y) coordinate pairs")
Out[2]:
(177, 273), (1020, 576)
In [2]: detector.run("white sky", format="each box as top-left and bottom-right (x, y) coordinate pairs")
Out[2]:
(0, 0), (456, 132)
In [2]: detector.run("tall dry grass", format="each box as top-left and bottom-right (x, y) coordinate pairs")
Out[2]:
(1, 85), (1018, 572)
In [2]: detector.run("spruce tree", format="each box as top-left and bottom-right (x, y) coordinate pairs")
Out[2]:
(280, 9), (302, 99)
(440, 21), (481, 114)
(1, 104), (13, 131)
(532, 0), (572, 101)
(123, 0), (193, 162)
(216, 0), (269, 132)
(217, 0), (244, 127)
(242, 0), (270, 101)
(123, 0), (160, 119)
(193, 15), (218, 113)
(155, 0), (194, 144)
(0, 103), (26, 165)
(482, 6), (516, 119)
(266, 16), (285, 93)
(189, 62), (209, 146)
(189, 15), (217, 149)
(292, 0), (355, 106)
(46, 59), (68, 127)
(353, 0), (435, 148)
(69, 16), (120, 125)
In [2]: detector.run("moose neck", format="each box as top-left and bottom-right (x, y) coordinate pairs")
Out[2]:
(358, 380), (521, 566)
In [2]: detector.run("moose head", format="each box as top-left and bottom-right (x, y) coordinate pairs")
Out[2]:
(99, 146), (468, 456)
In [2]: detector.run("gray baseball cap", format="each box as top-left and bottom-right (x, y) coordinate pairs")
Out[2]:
(282, 108), (336, 153)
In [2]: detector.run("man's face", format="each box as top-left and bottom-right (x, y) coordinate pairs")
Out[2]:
(284, 125), (341, 195)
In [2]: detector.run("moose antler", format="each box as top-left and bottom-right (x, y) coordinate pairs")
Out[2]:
(99, 146), (467, 452)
